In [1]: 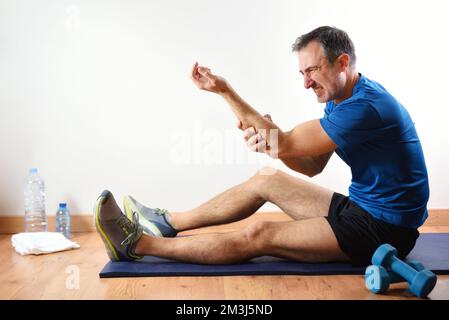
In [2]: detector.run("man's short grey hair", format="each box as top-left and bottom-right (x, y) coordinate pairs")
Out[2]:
(292, 26), (357, 67)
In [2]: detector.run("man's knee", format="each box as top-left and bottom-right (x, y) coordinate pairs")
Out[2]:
(248, 166), (299, 198)
(244, 220), (272, 250)
(256, 166), (280, 177)
(249, 166), (280, 186)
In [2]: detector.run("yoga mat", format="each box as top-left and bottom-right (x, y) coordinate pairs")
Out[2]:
(99, 233), (449, 278)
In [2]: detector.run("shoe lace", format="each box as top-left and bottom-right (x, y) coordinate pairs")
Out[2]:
(154, 208), (169, 216)
(119, 212), (142, 246)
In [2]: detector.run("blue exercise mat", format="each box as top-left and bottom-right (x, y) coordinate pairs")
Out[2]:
(99, 233), (449, 278)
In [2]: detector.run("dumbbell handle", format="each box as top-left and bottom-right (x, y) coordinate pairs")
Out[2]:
(388, 260), (425, 284)
(389, 256), (419, 283)
(388, 271), (404, 283)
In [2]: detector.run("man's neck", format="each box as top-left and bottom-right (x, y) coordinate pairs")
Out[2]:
(334, 70), (360, 104)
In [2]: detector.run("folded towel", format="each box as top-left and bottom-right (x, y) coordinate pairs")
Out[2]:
(11, 232), (80, 255)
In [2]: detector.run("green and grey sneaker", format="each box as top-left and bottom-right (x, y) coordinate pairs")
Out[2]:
(123, 195), (178, 237)
(94, 190), (143, 261)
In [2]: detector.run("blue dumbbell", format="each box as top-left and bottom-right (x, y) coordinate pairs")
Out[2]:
(365, 260), (425, 294)
(370, 244), (437, 298)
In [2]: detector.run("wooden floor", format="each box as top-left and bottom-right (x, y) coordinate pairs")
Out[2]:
(1, 213), (449, 300)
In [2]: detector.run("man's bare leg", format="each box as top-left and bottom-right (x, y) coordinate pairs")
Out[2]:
(133, 168), (348, 264)
(170, 167), (334, 231)
(134, 217), (349, 264)
(94, 186), (348, 264)
(168, 180), (266, 231)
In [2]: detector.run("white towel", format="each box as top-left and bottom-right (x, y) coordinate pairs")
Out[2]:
(11, 232), (80, 255)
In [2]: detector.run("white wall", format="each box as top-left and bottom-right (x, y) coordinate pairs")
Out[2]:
(1, 0), (448, 216)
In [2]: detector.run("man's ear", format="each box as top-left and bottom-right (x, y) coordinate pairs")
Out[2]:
(337, 53), (350, 70)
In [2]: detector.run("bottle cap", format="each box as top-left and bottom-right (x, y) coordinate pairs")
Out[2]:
(59, 203), (67, 209)
(29, 168), (38, 174)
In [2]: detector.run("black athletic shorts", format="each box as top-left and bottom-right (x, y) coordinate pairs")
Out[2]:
(325, 192), (420, 266)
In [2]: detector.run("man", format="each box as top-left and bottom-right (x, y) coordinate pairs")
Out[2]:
(94, 26), (429, 265)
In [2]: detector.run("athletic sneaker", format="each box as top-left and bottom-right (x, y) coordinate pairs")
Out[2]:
(94, 190), (143, 261)
(123, 195), (178, 237)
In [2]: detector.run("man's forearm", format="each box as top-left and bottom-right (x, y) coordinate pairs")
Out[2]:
(220, 87), (280, 133)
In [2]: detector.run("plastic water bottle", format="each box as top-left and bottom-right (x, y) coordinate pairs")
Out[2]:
(56, 203), (71, 239)
(24, 168), (47, 232)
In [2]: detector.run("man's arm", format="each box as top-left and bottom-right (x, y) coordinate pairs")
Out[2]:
(280, 150), (334, 177)
(191, 63), (284, 139)
(277, 119), (336, 158)
(269, 126), (334, 177)
(243, 117), (333, 177)
(221, 87), (281, 133)
(191, 62), (336, 160)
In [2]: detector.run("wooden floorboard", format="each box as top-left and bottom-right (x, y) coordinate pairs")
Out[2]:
(1, 213), (448, 300)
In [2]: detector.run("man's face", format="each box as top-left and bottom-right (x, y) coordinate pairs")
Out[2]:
(297, 41), (345, 103)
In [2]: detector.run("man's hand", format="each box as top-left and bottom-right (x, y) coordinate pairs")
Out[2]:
(190, 62), (230, 94)
(238, 115), (334, 176)
(237, 114), (274, 155)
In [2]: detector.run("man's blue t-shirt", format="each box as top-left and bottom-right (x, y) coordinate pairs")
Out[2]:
(320, 74), (429, 229)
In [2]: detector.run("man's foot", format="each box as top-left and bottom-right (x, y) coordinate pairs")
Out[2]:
(123, 195), (178, 237)
(94, 190), (143, 261)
